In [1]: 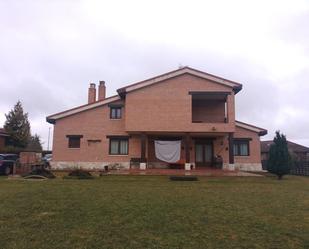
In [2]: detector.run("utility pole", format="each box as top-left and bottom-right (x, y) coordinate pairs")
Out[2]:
(47, 127), (51, 151)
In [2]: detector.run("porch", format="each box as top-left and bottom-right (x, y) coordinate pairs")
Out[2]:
(106, 168), (261, 177)
(130, 132), (235, 170)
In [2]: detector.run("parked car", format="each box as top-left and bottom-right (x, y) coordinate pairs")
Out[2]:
(42, 154), (52, 167)
(0, 154), (19, 175)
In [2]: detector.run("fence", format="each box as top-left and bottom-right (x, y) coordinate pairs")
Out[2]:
(262, 160), (309, 176)
(290, 161), (309, 176)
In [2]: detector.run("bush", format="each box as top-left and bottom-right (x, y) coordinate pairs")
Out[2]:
(26, 168), (56, 179)
(63, 169), (94, 180)
(169, 176), (198, 181)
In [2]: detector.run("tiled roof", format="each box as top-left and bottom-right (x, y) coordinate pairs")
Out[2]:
(236, 121), (267, 136)
(261, 140), (309, 153)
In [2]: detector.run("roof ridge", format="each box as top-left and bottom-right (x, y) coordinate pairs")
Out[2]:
(117, 67), (242, 97)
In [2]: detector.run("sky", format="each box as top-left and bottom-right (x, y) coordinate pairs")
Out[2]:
(0, 0), (309, 149)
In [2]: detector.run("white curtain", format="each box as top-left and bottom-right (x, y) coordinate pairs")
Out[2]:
(154, 140), (181, 163)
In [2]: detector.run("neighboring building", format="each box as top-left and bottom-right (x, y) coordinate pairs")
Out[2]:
(261, 140), (309, 161)
(0, 128), (9, 152)
(47, 67), (267, 171)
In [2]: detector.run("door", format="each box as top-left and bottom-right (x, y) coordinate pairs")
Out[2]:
(195, 141), (213, 167)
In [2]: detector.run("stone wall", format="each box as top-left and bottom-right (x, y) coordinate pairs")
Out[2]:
(50, 161), (130, 170)
(235, 163), (262, 171)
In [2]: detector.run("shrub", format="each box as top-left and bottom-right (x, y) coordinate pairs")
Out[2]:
(64, 169), (94, 180)
(26, 168), (55, 179)
(169, 176), (198, 181)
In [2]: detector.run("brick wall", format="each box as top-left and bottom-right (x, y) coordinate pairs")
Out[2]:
(52, 100), (141, 164)
(125, 74), (235, 133)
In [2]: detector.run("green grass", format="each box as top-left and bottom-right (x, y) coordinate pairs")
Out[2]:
(0, 175), (309, 249)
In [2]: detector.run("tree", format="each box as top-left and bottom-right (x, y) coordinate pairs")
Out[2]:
(4, 101), (31, 148)
(267, 131), (291, 180)
(27, 134), (43, 152)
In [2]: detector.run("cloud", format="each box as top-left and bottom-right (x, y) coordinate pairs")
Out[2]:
(0, 0), (309, 148)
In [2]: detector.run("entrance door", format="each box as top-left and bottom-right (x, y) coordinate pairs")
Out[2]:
(195, 141), (213, 167)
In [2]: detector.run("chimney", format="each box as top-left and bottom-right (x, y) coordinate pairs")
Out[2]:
(88, 83), (96, 103)
(98, 81), (106, 101)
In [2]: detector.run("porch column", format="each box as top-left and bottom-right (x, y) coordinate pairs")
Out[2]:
(140, 133), (147, 162)
(228, 133), (234, 164)
(184, 133), (190, 163)
(184, 133), (191, 170)
(139, 133), (147, 170)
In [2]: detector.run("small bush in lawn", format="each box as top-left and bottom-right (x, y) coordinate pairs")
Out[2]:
(63, 169), (94, 179)
(26, 168), (56, 179)
(169, 176), (198, 181)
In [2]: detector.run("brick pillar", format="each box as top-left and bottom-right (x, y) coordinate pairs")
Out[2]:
(228, 133), (234, 164)
(140, 133), (146, 162)
(184, 133), (190, 164)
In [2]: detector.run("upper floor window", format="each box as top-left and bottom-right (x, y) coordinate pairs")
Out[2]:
(66, 135), (83, 148)
(233, 139), (250, 156)
(110, 107), (122, 119)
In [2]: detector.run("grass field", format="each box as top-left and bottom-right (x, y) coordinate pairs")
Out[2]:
(0, 175), (309, 249)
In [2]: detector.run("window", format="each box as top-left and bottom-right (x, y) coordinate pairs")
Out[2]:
(66, 135), (83, 148)
(109, 137), (128, 155)
(233, 139), (249, 156)
(110, 107), (122, 119)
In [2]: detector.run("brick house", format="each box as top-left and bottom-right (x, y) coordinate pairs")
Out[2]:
(47, 67), (267, 171)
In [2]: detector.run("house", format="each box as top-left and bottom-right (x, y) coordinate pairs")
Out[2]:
(261, 140), (309, 161)
(0, 128), (9, 152)
(47, 67), (267, 171)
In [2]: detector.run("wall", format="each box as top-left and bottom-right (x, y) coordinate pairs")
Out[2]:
(51, 100), (141, 169)
(192, 100), (225, 123)
(234, 126), (262, 171)
(125, 74), (235, 133)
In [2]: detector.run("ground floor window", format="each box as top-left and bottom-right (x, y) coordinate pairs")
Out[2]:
(66, 135), (83, 148)
(233, 139), (250, 156)
(109, 138), (129, 155)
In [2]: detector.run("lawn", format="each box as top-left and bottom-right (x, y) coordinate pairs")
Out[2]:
(0, 175), (309, 249)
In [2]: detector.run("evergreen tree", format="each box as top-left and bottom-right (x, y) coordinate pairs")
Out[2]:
(267, 131), (291, 180)
(4, 101), (31, 148)
(27, 134), (43, 152)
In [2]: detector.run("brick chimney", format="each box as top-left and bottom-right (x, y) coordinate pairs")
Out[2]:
(98, 81), (106, 101)
(88, 83), (96, 103)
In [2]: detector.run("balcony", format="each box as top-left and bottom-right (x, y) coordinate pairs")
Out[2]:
(190, 91), (229, 123)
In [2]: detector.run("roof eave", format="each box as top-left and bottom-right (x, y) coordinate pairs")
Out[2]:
(258, 130), (268, 136)
(46, 117), (56, 124)
(117, 88), (126, 98)
(233, 85), (243, 94)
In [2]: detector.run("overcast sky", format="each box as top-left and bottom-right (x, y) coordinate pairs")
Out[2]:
(1, 0), (309, 149)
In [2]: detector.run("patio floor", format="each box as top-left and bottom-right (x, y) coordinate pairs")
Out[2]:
(106, 168), (263, 177)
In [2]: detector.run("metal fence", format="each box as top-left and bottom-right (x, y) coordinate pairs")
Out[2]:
(290, 161), (309, 176)
(262, 160), (309, 176)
